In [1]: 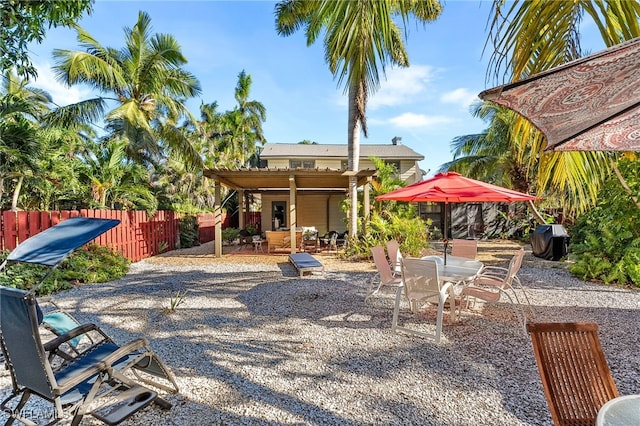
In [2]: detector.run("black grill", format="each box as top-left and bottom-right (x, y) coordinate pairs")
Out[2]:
(531, 224), (570, 261)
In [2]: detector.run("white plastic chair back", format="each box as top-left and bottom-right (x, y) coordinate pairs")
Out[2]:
(401, 258), (442, 304)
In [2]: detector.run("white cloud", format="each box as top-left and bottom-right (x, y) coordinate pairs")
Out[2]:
(368, 65), (435, 110)
(388, 112), (454, 129)
(440, 88), (479, 109)
(32, 62), (95, 106)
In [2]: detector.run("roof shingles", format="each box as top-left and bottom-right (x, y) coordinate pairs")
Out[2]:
(260, 143), (423, 160)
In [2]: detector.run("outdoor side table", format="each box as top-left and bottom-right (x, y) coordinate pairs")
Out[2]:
(252, 238), (264, 253)
(597, 395), (640, 425)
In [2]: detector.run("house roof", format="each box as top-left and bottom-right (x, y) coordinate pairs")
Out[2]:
(260, 143), (424, 160)
(204, 167), (376, 192)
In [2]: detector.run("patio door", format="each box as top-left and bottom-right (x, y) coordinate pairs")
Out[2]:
(272, 201), (286, 230)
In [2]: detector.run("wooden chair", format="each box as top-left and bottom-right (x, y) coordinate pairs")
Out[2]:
(451, 239), (478, 259)
(527, 322), (619, 426)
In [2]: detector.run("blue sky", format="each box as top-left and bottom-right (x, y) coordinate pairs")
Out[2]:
(28, 0), (607, 176)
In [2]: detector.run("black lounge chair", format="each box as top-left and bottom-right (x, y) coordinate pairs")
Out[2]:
(0, 217), (179, 425)
(0, 287), (179, 425)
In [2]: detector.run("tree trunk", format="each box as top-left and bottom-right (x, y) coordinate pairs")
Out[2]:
(347, 81), (361, 238)
(610, 158), (640, 208)
(526, 199), (546, 224)
(11, 175), (23, 211)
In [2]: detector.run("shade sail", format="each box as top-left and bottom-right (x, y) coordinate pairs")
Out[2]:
(375, 172), (538, 203)
(6, 217), (120, 267)
(480, 37), (640, 152)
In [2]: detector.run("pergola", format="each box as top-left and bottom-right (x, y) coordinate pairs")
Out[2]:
(203, 167), (377, 257)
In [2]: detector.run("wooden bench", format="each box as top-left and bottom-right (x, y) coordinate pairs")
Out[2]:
(288, 253), (324, 277)
(265, 231), (303, 253)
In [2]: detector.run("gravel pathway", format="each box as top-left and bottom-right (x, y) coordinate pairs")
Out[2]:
(1, 249), (639, 425)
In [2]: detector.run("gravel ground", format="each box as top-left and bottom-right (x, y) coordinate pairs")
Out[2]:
(1, 241), (639, 425)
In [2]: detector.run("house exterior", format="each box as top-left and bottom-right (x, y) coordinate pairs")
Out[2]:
(203, 141), (424, 256)
(258, 142), (424, 235)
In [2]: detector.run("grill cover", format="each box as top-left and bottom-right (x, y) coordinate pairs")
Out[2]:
(531, 224), (570, 261)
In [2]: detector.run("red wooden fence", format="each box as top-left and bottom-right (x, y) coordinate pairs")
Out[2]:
(196, 212), (261, 243)
(0, 210), (263, 261)
(0, 210), (179, 262)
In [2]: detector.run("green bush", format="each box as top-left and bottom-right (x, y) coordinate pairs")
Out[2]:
(222, 227), (240, 245)
(343, 212), (432, 260)
(568, 158), (640, 286)
(179, 215), (200, 248)
(0, 244), (130, 296)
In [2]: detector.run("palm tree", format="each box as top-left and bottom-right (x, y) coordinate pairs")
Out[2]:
(0, 72), (51, 209)
(230, 70), (266, 167)
(485, 1), (640, 216)
(442, 103), (524, 189)
(78, 139), (157, 212)
(52, 11), (203, 169)
(275, 0), (442, 236)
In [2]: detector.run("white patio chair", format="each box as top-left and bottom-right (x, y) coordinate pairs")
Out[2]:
(392, 258), (456, 343)
(459, 248), (531, 328)
(365, 246), (402, 302)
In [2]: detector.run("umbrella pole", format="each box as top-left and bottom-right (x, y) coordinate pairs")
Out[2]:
(443, 202), (448, 265)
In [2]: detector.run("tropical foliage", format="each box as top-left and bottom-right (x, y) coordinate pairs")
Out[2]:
(344, 157), (432, 260)
(0, 0), (93, 79)
(0, 9), (266, 213)
(53, 11), (202, 169)
(568, 157), (640, 287)
(0, 244), (130, 296)
(483, 0), (640, 219)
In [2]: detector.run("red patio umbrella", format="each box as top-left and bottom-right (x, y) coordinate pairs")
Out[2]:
(376, 172), (538, 263)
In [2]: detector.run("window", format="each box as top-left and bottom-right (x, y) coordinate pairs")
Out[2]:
(289, 159), (315, 169)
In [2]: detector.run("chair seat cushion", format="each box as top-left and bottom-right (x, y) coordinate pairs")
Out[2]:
(56, 342), (142, 405)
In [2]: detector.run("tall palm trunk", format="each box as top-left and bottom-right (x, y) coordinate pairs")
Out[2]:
(11, 175), (23, 211)
(347, 81), (362, 237)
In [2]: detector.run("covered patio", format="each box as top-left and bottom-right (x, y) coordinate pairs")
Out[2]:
(203, 168), (377, 257)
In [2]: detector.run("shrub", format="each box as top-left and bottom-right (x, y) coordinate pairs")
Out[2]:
(179, 215), (200, 248)
(222, 227), (240, 245)
(0, 244), (130, 296)
(245, 223), (258, 235)
(343, 212), (432, 260)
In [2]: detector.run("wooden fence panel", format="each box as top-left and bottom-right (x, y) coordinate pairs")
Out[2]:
(3, 211), (17, 251)
(17, 212), (29, 244)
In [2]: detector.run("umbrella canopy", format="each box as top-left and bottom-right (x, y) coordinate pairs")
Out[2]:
(376, 172), (538, 203)
(479, 36), (640, 152)
(6, 217), (120, 267)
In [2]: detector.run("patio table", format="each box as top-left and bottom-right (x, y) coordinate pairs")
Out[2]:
(420, 255), (484, 284)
